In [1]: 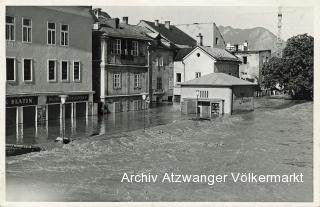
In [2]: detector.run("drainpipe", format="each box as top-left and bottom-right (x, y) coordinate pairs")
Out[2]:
(100, 36), (107, 114)
(147, 44), (152, 101)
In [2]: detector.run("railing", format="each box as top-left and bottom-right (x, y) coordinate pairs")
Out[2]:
(153, 89), (165, 95)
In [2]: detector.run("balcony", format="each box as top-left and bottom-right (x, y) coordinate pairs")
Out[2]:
(108, 53), (147, 66)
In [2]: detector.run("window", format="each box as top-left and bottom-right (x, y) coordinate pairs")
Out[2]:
(215, 37), (218, 45)
(113, 73), (121, 89)
(23, 59), (32, 82)
(6, 58), (15, 81)
(195, 72), (201, 78)
(112, 39), (121, 54)
(159, 56), (163, 67)
(243, 56), (247, 64)
(157, 77), (162, 89)
(169, 77), (173, 89)
(48, 60), (56, 81)
(132, 41), (139, 56)
(73, 61), (81, 81)
(6, 16), (15, 41)
(22, 18), (32, 43)
(200, 90), (208, 98)
(61, 24), (69, 46)
(47, 22), (56, 45)
(134, 73), (141, 88)
(61, 61), (69, 81)
(176, 73), (181, 83)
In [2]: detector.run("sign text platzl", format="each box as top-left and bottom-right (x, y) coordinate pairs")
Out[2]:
(47, 95), (89, 104)
(6, 96), (38, 107)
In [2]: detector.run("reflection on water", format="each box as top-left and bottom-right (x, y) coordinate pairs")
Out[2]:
(6, 103), (186, 145)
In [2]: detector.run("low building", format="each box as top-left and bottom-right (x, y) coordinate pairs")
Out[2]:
(92, 11), (151, 113)
(180, 73), (256, 116)
(138, 20), (196, 102)
(173, 45), (241, 102)
(6, 6), (96, 129)
(233, 50), (271, 84)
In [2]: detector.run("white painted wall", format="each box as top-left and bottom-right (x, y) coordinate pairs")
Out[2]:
(180, 86), (233, 114)
(174, 48), (215, 96)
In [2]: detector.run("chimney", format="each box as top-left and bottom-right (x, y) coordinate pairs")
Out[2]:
(115, 18), (120, 28)
(122, 16), (128, 24)
(164, 21), (170, 29)
(155, 20), (159, 27)
(94, 8), (102, 18)
(196, 33), (203, 46)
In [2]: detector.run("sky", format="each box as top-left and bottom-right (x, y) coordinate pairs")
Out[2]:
(100, 6), (314, 40)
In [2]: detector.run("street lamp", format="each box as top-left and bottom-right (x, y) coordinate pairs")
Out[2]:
(142, 94), (146, 130)
(196, 90), (199, 115)
(57, 95), (70, 144)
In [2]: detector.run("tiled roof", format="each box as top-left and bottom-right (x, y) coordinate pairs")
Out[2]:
(174, 47), (194, 61)
(198, 46), (241, 62)
(141, 20), (197, 47)
(98, 19), (151, 41)
(181, 73), (257, 86)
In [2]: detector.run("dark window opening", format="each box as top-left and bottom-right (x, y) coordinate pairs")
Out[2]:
(176, 73), (181, 82)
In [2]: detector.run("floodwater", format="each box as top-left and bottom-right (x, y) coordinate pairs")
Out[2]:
(6, 98), (313, 202)
(6, 103), (186, 145)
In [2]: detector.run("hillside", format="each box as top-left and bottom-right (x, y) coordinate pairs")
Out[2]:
(218, 25), (284, 52)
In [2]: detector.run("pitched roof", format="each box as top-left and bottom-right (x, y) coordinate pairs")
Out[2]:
(174, 47), (194, 61)
(98, 19), (151, 41)
(181, 73), (257, 86)
(197, 46), (241, 62)
(141, 20), (197, 47)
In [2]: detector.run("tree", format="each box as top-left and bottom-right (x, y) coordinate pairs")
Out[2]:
(261, 34), (313, 100)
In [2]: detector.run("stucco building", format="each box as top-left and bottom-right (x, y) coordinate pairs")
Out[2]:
(138, 20), (196, 102)
(92, 10), (151, 113)
(6, 6), (96, 129)
(180, 73), (256, 116)
(176, 22), (226, 49)
(233, 50), (271, 84)
(173, 45), (241, 102)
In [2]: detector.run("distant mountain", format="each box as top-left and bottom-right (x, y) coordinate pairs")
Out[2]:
(218, 25), (284, 52)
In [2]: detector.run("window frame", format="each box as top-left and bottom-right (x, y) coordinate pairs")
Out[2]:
(132, 41), (139, 56)
(134, 73), (141, 88)
(112, 39), (121, 54)
(60, 24), (69, 46)
(60, 60), (69, 82)
(157, 77), (162, 90)
(22, 58), (33, 82)
(113, 73), (121, 89)
(73, 60), (81, 82)
(47, 59), (57, 82)
(6, 16), (15, 41)
(47, 22), (56, 45)
(22, 17), (32, 43)
(243, 56), (247, 64)
(6, 57), (16, 82)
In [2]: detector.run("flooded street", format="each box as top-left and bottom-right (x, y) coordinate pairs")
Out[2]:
(6, 98), (313, 202)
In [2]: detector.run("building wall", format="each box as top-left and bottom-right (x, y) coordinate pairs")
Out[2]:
(235, 50), (271, 84)
(6, 6), (94, 95)
(176, 23), (225, 48)
(180, 86), (233, 114)
(150, 48), (174, 102)
(183, 48), (215, 81)
(214, 62), (239, 77)
(232, 85), (255, 112)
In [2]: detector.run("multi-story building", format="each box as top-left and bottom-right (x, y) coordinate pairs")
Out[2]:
(173, 45), (241, 102)
(138, 20), (196, 102)
(233, 50), (271, 84)
(92, 10), (151, 113)
(175, 22), (226, 49)
(5, 7), (96, 129)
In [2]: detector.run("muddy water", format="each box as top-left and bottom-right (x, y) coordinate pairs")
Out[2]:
(6, 99), (313, 202)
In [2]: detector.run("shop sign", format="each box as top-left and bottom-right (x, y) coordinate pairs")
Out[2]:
(47, 95), (89, 104)
(6, 96), (38, 107)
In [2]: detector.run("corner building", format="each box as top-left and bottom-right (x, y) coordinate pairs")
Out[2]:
(5, 6), (96, 128)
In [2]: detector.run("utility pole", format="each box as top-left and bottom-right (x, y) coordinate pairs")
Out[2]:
(276, 6), (283, 57)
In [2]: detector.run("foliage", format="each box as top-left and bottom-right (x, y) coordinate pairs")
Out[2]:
(261, 34), (313, 100)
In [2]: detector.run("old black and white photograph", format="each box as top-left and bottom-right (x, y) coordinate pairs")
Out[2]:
(2, 0), (318, 205)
